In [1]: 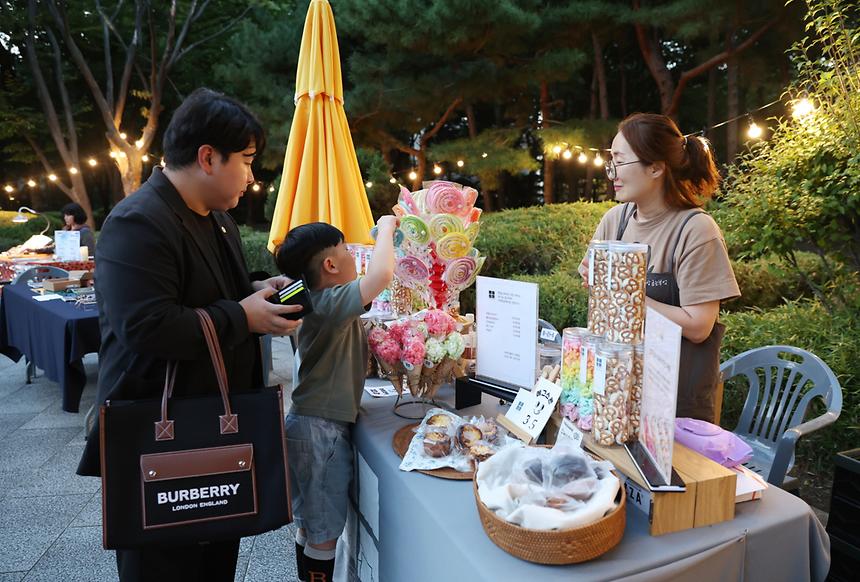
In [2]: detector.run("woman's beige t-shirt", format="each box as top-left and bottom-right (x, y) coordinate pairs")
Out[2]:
(593, 204), (741, 306)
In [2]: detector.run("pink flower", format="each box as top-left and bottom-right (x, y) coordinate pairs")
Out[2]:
(423, 309), (456, 336)
(374, 339), (401, 365)
(367, 326), (389, 349)
(401, 337), (426, 367)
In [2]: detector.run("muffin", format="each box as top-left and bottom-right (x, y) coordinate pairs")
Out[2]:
(423, 431), (452, 458)
(469, 444), (495, 462)
(426, 413), (454, 430)
(456, 423), (483, 449)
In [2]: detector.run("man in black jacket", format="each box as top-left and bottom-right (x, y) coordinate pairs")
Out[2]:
(77, 88), (301, 581)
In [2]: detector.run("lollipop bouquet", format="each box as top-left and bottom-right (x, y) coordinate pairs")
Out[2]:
(368, 310), (467, 404)
(383, 181), (486, 313)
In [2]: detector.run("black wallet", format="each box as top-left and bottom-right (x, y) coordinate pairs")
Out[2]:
(267, 278), (313, 320)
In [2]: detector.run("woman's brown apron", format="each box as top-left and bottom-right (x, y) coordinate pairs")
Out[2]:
(615, 203), (723, 423)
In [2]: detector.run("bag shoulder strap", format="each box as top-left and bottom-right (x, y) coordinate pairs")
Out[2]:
(668, 209), (707, 273)
(615, 203), (634, 240)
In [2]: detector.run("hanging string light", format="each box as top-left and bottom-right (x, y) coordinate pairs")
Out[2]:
(746, 119), (763, 139)
(578, 152), (588, 164)
(433, 164), (442, 175)
(562, 150), (573, 160)
(408, 170), (418, 181)
(365, 181), (373, 188)
(389, 176), (397, 184)
(87, 158), (97, 167)
(791, 98), (815, 118)
(69, 167), (79, 175)
(456, 159), (465, 168)
(593, 153), (604, 167)
(27, 179), (36, 188)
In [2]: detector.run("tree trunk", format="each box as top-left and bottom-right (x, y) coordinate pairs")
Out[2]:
(726, 18), (739, 161)
(620, 64), (628, 119)
(466, 104), (478, 139)
(707, 67), (717, 132)
(593, 32), (610, 120)
(590, 66), (598, 119)
(540, 81), (554, 205)
(413, 151), (426, 191)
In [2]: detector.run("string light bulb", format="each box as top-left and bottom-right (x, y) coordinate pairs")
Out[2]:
(552, 145), (562, 155)
(48, 174), (57, 182)
(746, 121), (763, 139)
(389, 177), (397, 184)
(3, 185), (12, 193)
(562, 150), (572, 160)
(251, 183), (261, 192)
(792, 98), (815, 118)
(268, 186), (275, 193)
(593, 154), (604, 167)
(88, 158), (97, 167)
(141, 154), (150, 162)
(119, 132), (127, 140)
(481, 152), (488, 158)
(27, 179), (36, 188)
(456, 159), (464, 168)
(433, 165), (442, 175)
(135, 139), (144, 149)
(408, 170), (418, 181)
(109, 151), (118, 159)
(365, 181), (373, 188)
(69, 167), (79, 175)
(577, 152), (588, 164)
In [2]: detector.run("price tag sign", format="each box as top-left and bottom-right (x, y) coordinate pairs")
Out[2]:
(554, 418), (584, 449)
(593, 353), (607, 395)
(540, 327), (558, 342)
(503, 378), (562, 441)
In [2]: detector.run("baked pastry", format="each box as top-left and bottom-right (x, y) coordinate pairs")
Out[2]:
(423, 431), (452, 458)
(469, 444), (495, 462)
(545, 496), (569, 509)
(476, 418), (498, 442)
(426, 413), (454, 429)
(456, 423), (483, 449)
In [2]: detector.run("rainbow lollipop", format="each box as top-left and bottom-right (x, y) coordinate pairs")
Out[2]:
(429, 214), (464, 241)
(427, 182), (469, 216)
(399, 215), (430, 245)
(443, 257), (477, 287)
(436, 232), (471, 260)
(395, 256), (430, 284)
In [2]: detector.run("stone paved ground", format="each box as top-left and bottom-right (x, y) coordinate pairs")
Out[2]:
(0, 336), (301, 582)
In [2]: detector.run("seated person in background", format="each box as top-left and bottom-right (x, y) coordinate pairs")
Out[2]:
(61, 202), (96, 255)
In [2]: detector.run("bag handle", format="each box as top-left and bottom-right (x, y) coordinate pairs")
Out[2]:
(154, 308), (239, 441)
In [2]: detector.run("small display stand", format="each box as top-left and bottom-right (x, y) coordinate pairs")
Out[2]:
(584, 434), (737, 536)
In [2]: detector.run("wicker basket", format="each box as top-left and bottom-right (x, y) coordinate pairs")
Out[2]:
(473, 474), (626, 564)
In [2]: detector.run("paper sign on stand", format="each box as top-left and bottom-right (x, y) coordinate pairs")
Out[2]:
(554, 417), (584, 449)
(54, 230), (80, 261)
(475, 276), (539, 391)
(497, 377), (561, 443)
(638, 307), (683, 484)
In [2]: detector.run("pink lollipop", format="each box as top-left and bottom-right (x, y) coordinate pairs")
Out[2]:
(443, 257), (477, 287)
(463, 186), (479, 207)
(395, 256), (430, 284)
(427, 182), (469, 216)
(399, 186), (418, 214)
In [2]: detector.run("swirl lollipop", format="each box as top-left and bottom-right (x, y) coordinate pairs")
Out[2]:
(395, 256), (430, 285)
(429, 214), (464, 240)
(370, 226), (404, 247)
(465, 256), (486, 286)
(436, 232), (471, 260)
(443, 257), (477, 288)
(463, 186), (479, 207)
(399, 215), (430, 245)
(465, 222), (480, 242)
(392, 204), (407, 218)
(427, 182), (469, 216)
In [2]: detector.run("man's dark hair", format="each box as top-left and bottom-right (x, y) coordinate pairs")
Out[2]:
(61, 202), (87, 225)
(275, 223), (345, 288)
(162, 88), (266, 169)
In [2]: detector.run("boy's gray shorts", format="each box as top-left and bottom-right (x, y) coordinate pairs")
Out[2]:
(285, 413), (353, 545)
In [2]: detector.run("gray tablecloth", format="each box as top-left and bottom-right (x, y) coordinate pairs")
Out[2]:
(347, 380), (830, 582)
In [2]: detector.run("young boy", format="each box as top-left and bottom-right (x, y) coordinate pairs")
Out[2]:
(275, 216), (398, 582)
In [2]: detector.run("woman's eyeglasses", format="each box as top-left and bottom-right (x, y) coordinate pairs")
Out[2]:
(604, 159), (644, 180)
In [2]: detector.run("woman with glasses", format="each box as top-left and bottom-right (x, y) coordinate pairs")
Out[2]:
(579, 113), (740, 423)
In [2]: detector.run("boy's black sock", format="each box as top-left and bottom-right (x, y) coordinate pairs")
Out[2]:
(294, 529), (307, 581)
(295, 542), (306, 581)
(302, 545), (335, 582)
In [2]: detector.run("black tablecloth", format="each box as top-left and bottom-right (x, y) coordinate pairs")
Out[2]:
(0, 284), (100, 412)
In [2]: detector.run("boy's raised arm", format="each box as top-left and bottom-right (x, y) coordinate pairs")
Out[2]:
(360, 216), (399, 304)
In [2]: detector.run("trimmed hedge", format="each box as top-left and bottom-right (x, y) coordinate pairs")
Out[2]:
(238, 226), (277, 275)
(726, 252), (825, 312)
(475, 202), (614, 279)
(721, 301), (859, 475)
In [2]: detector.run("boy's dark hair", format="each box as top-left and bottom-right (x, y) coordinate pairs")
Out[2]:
(61, 202), (87, 225)
(275, 222), (345, 288)
(163, 88), (266, 169)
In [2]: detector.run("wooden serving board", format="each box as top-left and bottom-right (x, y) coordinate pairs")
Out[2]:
(392, 422), (474, 481)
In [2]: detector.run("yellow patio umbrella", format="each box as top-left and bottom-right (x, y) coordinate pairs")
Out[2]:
(267, 0), (374, 251)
